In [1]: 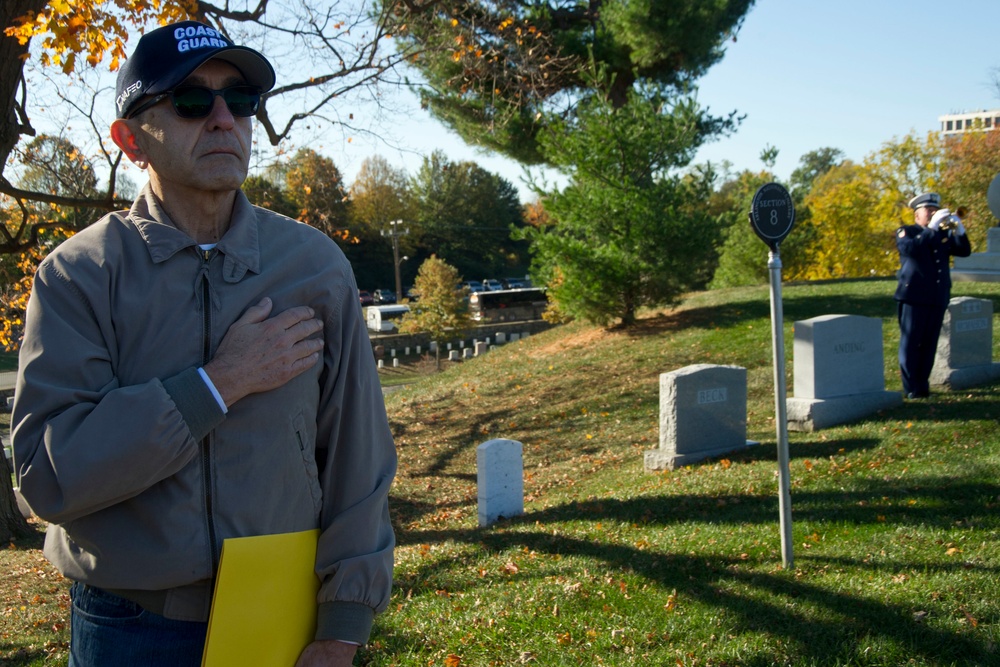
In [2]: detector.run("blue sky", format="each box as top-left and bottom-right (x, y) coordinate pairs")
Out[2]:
(339, 0), (1000, 201)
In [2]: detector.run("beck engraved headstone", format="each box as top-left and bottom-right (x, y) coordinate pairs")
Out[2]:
(787, 314), (901, 431)
(477, 439), (524, 527)
(930, 297), (1000, 389)
(644, 364), (754, 471)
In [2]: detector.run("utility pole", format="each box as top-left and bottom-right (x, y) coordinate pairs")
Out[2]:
(381, 219), (409, 300)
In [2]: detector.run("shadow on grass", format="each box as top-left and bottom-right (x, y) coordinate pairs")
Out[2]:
(627, 292), (899, 339)
(386, 529), (995, 664)
(390, 475), (999, 664)
(0, 645), (48, 667)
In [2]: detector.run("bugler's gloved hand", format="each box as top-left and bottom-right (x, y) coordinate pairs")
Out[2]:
(928, 208), (950, 231)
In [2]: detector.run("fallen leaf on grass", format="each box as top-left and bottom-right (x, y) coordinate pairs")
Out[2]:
(960, 608), (978, 627)
(444, 654), (462, 666)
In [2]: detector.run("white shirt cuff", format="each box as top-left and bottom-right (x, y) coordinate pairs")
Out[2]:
(197, 367), (228, 414)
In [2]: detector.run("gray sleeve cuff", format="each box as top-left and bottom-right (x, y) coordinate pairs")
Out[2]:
(162, 367), (226, 442)
(315, 601), (375, 645)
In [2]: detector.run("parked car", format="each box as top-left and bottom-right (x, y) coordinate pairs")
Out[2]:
(460, 280), (485, 293)
(373, 289), (396, 304)
(358, 290), (374, 306)
(482, 278), (504, 291)
(404, 286), (420, 302)
(502, 277), (530, 289)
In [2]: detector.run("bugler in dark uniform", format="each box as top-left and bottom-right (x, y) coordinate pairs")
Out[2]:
(894, 192), (971, 398)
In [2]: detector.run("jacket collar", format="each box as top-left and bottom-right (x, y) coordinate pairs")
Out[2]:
(128, 184), (261, 277)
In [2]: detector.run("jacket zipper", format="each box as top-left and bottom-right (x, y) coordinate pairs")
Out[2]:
(200, 248), (220, 572)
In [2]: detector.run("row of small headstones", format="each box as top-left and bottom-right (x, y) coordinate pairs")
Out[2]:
(377, 332), (532, 368)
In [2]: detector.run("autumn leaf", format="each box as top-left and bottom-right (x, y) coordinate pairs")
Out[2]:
(444, 654), (462, 667)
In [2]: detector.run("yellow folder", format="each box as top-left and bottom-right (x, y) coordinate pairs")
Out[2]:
(202, 529), (320, 667)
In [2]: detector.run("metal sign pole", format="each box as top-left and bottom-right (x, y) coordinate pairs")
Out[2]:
(768, 248), (794, 569)
(748, 182), (796, 571)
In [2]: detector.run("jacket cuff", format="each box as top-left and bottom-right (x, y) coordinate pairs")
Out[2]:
(315, 601), (375, 645)
(162, 367), (226, 442)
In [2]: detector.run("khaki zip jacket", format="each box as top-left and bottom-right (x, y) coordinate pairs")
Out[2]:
(12, 185), (396, 644)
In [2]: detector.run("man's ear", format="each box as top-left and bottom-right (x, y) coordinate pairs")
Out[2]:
(110, 119), (148, 169)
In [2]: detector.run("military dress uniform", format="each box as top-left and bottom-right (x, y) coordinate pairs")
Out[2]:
(894, 205), (971, 398)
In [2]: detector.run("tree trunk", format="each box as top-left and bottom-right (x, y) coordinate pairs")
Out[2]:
(1, 0), (47, 170)
(1, 443), (31, 542)
(1, 0), (45, 543)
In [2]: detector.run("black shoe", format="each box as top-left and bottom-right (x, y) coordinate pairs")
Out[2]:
(907, 391), (929, 400)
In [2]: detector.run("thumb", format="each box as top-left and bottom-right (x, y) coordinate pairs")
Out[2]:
(239, 297), (273, 324)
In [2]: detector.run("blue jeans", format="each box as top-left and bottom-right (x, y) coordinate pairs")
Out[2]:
(69, 582), (208, 667)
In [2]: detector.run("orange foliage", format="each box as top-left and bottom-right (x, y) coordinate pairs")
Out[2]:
(5, 0), (197, 74)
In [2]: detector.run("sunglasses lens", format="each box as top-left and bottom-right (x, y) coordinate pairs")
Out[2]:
(172, 87), (215, 118)
(222, 86), (260, 117)
(171, 86), (261, 118)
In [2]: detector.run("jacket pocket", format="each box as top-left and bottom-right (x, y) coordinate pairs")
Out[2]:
(293, 413), (323, 520)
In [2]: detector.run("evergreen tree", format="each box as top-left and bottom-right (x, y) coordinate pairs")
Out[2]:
(524, 83), (722, 326)
(390, 0), (754, 164)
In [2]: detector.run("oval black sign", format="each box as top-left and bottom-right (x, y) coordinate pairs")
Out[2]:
(749, 182), (795, 250)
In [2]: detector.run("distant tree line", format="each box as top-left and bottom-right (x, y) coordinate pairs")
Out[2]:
(243, 147), (530, 292)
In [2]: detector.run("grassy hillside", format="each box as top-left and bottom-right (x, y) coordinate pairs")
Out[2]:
(374, 278), (1000, 666)
(2, 278), (999, 666)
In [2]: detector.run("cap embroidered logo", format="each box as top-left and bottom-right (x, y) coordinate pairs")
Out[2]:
(173, 25), (231, 53)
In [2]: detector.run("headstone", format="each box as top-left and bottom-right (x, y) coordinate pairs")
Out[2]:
(416, 345), (422, 355)
(645, 364), (755, 471)
(793, 314), (884, 398)
(429, 342), (437, 352)
(510, 333), (520, 342)
(475, 341), (488, 356)
(448, 350), (461, 361)
(477, 439), (524, 526)
(447, 343), (452, 351)
(377, 359), (384, 368)
(521, 332), (530, 339)
(463, 348), (473, 359)
(930, 297), (1000, 389)
(390, 349), (396, 357)
(496, 333), (507, 344)
(953, 227), (1000, 282)
(786, 314), (901, 431)
(393, 358), (400, 368)
(405, 347), (410, 356)
(459, 340), (465, 349)
(485, 337), (491, 346)
(374, 344), (384, 360)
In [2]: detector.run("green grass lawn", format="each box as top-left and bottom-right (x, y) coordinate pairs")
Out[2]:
(0, 351), (17, 372)
(2, 278), (999, 666)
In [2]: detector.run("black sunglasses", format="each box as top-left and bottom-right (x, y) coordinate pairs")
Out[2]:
(126, 85), (261, 120)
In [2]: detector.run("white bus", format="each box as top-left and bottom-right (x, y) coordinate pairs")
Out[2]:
(366, 304), (410, 332)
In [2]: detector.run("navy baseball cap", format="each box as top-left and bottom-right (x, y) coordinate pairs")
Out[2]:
(115, 21), (275, 119)
(907, 192), (941, 210)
